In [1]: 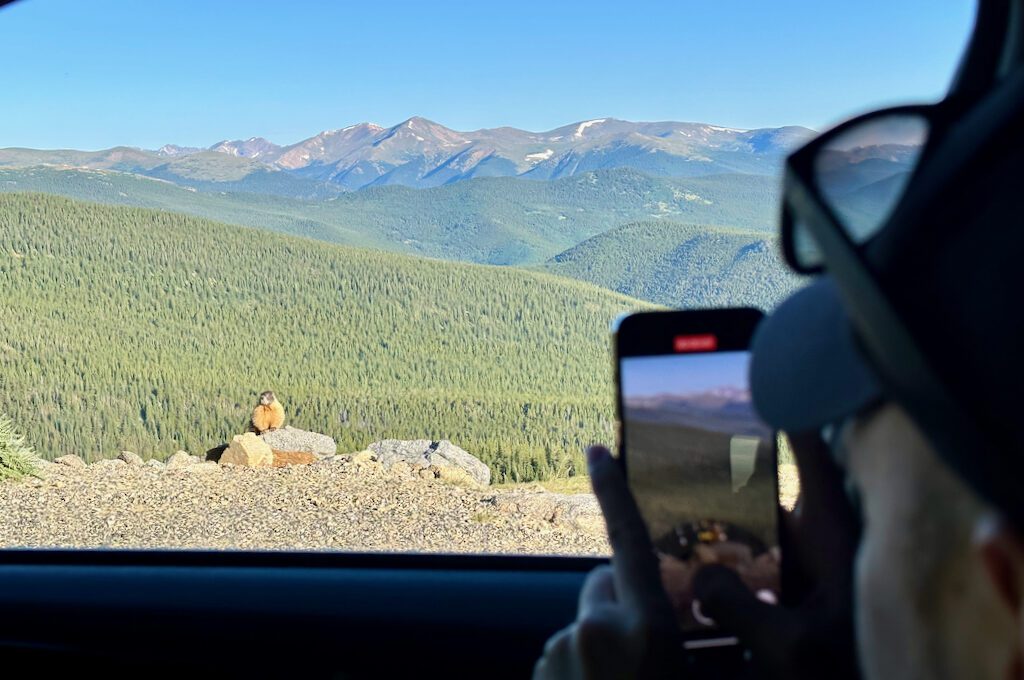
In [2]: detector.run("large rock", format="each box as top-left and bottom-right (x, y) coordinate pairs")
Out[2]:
(220, 433), (274, 468)
(259, 426), (336, 457)
(367, 440), (490, 486)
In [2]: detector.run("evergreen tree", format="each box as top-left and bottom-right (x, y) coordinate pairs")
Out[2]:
(0, 193), (641, 482)
(0, 413), (41, 481)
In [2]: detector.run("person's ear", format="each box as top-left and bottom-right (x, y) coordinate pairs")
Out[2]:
(976, 514), (1024, 618)
(976, 514), (1024, 680)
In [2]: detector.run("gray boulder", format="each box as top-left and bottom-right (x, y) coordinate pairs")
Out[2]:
(259, 426), (337, 457)
(367, 439), (490, 486)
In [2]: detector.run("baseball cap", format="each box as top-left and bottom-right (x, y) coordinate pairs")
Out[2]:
(750, 66), (1024, 524)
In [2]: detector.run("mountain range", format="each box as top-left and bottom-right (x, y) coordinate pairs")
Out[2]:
(625, 388), (767, 437)
(0, 116), (827, 311)
(0, 117), (815, 194)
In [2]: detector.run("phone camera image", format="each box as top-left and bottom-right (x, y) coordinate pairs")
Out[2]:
(620, 350), (780, 635)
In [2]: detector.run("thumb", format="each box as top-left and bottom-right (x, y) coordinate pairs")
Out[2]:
(693, 565), (803, 668)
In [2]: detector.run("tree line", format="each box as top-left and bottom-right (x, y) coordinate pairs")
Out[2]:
(0, 193), (643, 482)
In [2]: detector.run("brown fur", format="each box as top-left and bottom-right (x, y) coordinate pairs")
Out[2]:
(251, 391), (285, 434)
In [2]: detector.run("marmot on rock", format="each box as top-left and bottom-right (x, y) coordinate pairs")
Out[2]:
(251, 390), (285, 434)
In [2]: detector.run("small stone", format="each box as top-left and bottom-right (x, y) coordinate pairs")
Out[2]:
(183, 461), (221, 474)
(54, 454), (86, 469)
(351, 450), (377, 464)
(118, 451), (144, 466)
(145, 459), (164, 469)
(219, 433), (273, 468)
(272, 450), (317, 467)
(166, 452), (195, 468)
(92, 458), (127, 470)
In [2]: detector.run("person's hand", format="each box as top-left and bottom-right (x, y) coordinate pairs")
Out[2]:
(534, 445), (684, 679)
(692, 431), (861, 679)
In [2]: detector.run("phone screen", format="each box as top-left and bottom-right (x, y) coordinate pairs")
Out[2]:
(619, 347), (780, 637)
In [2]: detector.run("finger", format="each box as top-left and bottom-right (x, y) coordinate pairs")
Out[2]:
(587, 445), (668, 615)
(787, 431), (846, 512)
(576, 605), (637, 679)
(578, 564), (616, 618)
(531, 656), (546, 680)
(786, 431), (860, 579)
(538, 626), (577, 680)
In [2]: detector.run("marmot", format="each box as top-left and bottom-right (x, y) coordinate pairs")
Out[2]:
(251, 390), (285, 434)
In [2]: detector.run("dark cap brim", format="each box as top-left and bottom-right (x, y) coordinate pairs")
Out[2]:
(750, 277), (883, 432)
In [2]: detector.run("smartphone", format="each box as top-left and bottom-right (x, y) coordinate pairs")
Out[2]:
(614, 308), (780, 649)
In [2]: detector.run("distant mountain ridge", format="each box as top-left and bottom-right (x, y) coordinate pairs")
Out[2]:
(0, 117), (815, 193)
(0, 166), (780, 266)
(625, 388), (767, 437)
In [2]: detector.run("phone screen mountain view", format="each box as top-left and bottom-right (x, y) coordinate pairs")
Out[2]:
(621, 351), (780, 632)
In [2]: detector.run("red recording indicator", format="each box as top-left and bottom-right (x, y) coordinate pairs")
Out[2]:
(674, 333), (718, 353)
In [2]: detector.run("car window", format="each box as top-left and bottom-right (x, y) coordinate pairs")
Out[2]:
(0, 0), (973, 555)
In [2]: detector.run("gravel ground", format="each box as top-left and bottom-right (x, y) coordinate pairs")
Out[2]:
(0, 456), (611, 555)
(0, 457), (800, 554)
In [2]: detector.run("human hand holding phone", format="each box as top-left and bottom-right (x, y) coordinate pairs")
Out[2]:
(615, 308), (781, 640)
(533, 444), (684, 680)
(536, 435), (860, 680)
(692, 431), (861, 679)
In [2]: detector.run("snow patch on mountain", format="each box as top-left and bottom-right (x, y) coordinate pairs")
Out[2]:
(525, 149), (555, 162)
(574, 119), (607, 138)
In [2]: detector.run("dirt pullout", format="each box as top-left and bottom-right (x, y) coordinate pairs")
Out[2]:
(0, 456), (610, 555)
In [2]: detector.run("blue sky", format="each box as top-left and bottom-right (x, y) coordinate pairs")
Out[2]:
(621, 352), (750, 399)
(0, 0), (975, 150)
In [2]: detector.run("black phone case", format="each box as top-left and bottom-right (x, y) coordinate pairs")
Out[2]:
(612, 307), (781, 657)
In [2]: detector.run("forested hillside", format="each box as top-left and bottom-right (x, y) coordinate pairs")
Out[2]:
(542, 220), (803, 310)
(0, 193), (648, 482)
(0, 167), (778, 265)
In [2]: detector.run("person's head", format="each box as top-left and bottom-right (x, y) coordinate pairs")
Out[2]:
(751, 4), (1024, 678)
(838, 401), (1022, 680)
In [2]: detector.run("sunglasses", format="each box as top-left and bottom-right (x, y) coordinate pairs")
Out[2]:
(777, 97), (991, 514)
(780, 104), (949, 275)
